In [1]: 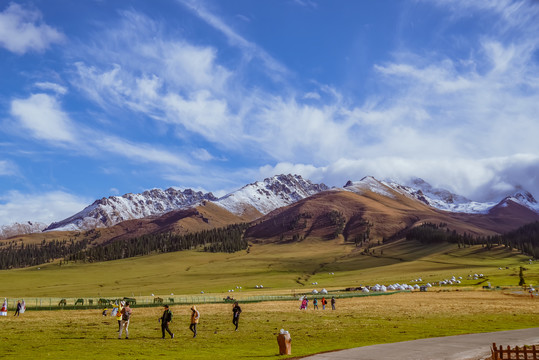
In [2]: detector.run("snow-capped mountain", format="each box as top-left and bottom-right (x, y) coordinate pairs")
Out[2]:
(384, 178), (497, 213)
(495, 191), (539, 212)
(9, 174), (537, 236)
(343, 176), (397, 198)
(0, 221), (48, 239)
(215, 174), (329, 215)
(344, 176), (537, 215)
(44, 174), (329, 232)
(45, 188), (218, 232)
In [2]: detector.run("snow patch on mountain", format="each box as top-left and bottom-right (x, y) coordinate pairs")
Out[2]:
(343, 176), (396, 198)
(383, 177), (497, 213)
(342, 176), (537, 215)
(214, 174), (329, 215)
(497, 191), (539, 212)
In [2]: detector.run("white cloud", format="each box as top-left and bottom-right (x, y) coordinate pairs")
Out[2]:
(9, 93), (194, 171)
(177, 0), (289, 79)
(0, 3), (64, 54)
(263, 154), (539, 202)
(94, 135), (194, 170)
(163, 91), (242, 146)
(191, 148), (214, 161)
(292, 0), (318, 9)
(34, 82), (68, 95)
(10, 93), (77, 143)
(0, 190), (89, 225)
(0, 159), (18, 176)
(303, 92), (321, 100)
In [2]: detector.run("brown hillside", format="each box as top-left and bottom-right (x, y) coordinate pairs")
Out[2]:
(244, 188), (531, 243)
(452, 200), (539, 234)
(0, 230), (80, 248)
(0, 201), (258, 248)
(93, 201), (257, 243)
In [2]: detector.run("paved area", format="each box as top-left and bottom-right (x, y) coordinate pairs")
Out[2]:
(302, 328), (539, 360)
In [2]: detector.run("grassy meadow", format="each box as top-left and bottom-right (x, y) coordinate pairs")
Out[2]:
(1, 238), (538, 298)
(1, 238), (539, 359)
(1, 292), (539, 359)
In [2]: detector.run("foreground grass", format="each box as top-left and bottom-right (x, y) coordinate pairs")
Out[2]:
(1, 291), (538, 359)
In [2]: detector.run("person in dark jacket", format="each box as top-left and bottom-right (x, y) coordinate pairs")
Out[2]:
(232, 302), (242, 331)
(160, 305), (174, 339)
(14, 300), (21, 316)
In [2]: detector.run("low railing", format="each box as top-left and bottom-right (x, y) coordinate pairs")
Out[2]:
(492, 342), (539, 359)
(1, 290), (403, 311)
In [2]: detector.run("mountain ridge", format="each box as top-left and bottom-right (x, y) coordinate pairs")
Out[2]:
(42, 174), (328, 233)
(2, 174), (538, 239)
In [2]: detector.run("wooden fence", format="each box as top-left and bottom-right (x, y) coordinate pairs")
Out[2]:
(492, 342), (539, 359)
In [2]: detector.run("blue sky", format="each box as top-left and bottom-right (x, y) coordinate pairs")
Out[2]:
(1, 0), (539, 226)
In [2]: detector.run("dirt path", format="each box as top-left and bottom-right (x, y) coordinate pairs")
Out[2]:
(302, 328), (539, 360)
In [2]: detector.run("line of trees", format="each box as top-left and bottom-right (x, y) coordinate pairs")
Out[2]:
(0, 239), (88, 269)
(0, 223), (249, 269)
(67, 223), (250, 263)
(406, 221), (539, 258)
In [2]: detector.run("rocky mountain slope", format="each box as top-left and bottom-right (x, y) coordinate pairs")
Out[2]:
(45, 188), (218, 232)
(43, 174), (328, 233)
(214, 174), (329, 216)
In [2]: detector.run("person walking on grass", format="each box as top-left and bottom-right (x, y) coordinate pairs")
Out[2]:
(232, 302), (242, 331)
(313, 298), (318, 310)
(115, 301), (124, 332)
(160, 305), (174, 339)
(14, 300), (22, 316)
(321, 297), (327, 310)
(119, 302), (132, 339)
(190, 306), (200, 338)
(331, 296), (336, 310)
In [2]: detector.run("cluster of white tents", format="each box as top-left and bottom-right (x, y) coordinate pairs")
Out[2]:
(227, 286), (244, 292)
(362, 283), (433, 293)
(468, 274), (484, 280)
(311, 288), (328, 295)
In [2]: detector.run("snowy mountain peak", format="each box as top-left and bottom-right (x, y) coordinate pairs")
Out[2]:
(499, 190), (539, 212)
(382, 177), (496, 213)
(215, 174), (329, 215)
(45, 188), (217, 232)
(343, 176), (396, 198)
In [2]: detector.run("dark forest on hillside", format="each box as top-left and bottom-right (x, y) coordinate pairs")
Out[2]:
(406, 221), (539, 257)
(0, 223), (249, 269)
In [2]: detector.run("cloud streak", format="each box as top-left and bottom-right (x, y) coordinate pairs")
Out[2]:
(0, 190), (89, 225)
(0, 2), (64, 54)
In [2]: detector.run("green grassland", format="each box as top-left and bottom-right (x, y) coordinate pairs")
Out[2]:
(1, 238), (539, 359)
(1, 238), (537, 298)
(1, 292), (539, 359)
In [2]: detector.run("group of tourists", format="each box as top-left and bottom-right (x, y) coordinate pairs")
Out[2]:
(300, 296), (336, 310)
(0, 299), (25, 316)
(112, 301), (241, 339)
